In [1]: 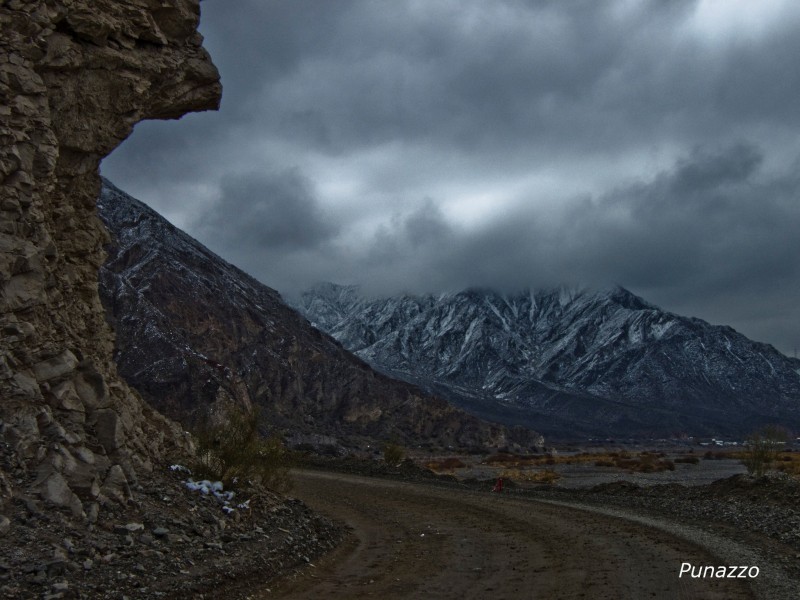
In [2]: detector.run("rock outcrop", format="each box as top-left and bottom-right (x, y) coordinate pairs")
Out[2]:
(97, 181), (543, 452)
(1, 0), (220, 519)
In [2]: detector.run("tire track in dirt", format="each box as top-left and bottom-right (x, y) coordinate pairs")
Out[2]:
(258, 471), (756, 599)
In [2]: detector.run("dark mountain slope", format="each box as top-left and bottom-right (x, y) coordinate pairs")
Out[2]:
(97, 181), (542, 450)
(295, 283), (800, 438)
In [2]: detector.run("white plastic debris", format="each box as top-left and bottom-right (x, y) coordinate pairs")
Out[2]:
(184, 479), (238, 514)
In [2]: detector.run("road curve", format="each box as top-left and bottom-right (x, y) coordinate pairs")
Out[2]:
(261, 471), (755, 600)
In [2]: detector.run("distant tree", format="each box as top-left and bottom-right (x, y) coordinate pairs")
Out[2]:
(742, 425), (789, 477)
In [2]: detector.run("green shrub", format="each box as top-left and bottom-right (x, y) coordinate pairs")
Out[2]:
(192, 407), (293, 492)
(383, 442), (405, 466)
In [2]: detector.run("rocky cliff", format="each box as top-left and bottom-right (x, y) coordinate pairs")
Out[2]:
(0, 6), (354, 598)
(296, 283), (800, 438)
(97, 181), (542, 452)
(1, 0), (219, 521)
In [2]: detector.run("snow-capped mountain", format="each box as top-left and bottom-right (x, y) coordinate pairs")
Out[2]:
(295, 283), (800, 438)
(97, 181), (542, 450)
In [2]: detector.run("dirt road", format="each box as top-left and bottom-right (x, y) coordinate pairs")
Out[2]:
(260, 471), (756, 600)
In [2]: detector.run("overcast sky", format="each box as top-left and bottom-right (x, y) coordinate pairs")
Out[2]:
(101, 0), (800, 356)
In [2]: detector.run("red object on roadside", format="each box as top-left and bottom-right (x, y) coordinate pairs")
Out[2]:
(492, 477), (503, 493)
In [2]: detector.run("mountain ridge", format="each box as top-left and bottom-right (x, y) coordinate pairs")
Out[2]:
(295, 282), (800, 438)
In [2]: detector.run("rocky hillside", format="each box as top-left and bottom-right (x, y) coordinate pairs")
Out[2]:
(97, 181), (542, 451)
(295, 283), (800, 438)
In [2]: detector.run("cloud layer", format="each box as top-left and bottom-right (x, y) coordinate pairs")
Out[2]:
(102, 0), (800, 355)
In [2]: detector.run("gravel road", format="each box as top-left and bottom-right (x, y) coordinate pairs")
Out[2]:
(257, 470), (771, 600)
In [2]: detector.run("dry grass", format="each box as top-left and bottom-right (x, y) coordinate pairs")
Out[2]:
(425, 457), (467, 472)
(590, 451), (675, 473)
(774, 452), (800, 477)
(703, 450), (737, 460)
(482, 452), (536, 466)
(500, 468), (561, 484)
(482, 452), (580, 467)
(483, 450), (676, 473)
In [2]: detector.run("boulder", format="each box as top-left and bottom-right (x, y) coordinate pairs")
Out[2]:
(32, 351), (78, 383)
(92, 409), (124, 453)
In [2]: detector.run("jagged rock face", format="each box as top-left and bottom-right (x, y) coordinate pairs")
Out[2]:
(296, 284), (800, 438)
(97, 182), (543, 451)
(0, 1), (220, 517)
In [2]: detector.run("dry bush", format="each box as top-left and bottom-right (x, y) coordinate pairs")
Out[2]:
(591, 452), (676, 473)
(675, 456), (700, 465)
(638, 458), (675, 473)
(644, 451), (666, 458)
(192, 407), (293, 493)
(742, 425), (789, 477)
(532, 469), (561, 484)
(500, 468), (561, 484)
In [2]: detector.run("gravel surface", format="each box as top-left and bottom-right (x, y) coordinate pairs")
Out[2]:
(299, 457), (800, 599)
(0, 465), (344, 599)
(524, 473), (800, 560)
(549, 458), (748, 488)
(264, 470), (773, 599)
(536, 497), (797, 600)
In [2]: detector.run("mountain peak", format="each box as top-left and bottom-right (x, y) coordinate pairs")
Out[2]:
(604, 285), (659, 311)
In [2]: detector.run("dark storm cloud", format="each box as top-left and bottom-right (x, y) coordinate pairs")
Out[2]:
(222, 0), (800, 157)
(357, 144), (776, 287)
(344, 143), (800, 352)
(103, 0), (800, 177)
(100, 0), (800, 354)
(401, 199), (452, 247)
(192, 169), (337, 266)
(105, 0), (800, 182)
(556, 143), (799, 293)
